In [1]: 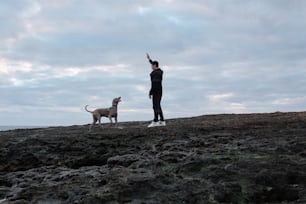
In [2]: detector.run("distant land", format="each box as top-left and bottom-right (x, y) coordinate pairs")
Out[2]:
(0, 126), (47, 131)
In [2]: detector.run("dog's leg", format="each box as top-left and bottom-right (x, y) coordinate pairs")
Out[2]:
(108, 115), (113, 126)
(98, 116), (102, 128)
(90, 116), (98, 131)
(114, 116), (118, 126)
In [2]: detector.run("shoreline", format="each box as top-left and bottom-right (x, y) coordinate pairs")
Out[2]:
(0, 126), (47, 131)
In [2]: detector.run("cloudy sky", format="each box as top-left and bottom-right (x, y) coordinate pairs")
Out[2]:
(1, 0), (306, 126)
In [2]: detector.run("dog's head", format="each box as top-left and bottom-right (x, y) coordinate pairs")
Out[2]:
(112, 96), (121, 106)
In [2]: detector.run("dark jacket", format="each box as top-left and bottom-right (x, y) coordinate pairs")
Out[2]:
(149, 68), (163, 95)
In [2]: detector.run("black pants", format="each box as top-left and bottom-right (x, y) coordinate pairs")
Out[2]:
(152, 94), (164, 122)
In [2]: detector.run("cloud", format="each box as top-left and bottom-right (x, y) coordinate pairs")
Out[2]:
(0, 0), (306, 125)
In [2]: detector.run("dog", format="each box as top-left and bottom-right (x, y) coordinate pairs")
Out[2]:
(85, 96), (121, 130)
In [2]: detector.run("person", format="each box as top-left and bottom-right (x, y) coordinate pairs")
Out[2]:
(146, 53), (166, 127)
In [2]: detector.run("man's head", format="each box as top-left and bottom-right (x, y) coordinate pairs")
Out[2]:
(151, 61), (159, 70)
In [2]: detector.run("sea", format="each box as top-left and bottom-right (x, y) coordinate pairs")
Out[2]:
(0, 126), (46, 131)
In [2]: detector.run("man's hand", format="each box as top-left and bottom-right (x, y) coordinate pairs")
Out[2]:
(146, 53), (151, 60)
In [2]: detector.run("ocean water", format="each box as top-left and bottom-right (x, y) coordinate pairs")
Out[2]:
(0, 126), (45, 131)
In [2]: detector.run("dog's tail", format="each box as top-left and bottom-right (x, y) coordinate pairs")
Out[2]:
(84, 105), (93, 113)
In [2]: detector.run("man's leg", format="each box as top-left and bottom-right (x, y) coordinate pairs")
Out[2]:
(148, 94), (165, 127)
(152, 95), (159, 122)
(157, 94), (164, 121)
(148, 95), (159, 127)
(154, 94), (164, 121)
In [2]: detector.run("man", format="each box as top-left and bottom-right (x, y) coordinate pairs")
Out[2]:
(146, 53), (166, 127)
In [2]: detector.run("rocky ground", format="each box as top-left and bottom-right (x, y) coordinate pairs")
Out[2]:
(0, 112), (306, 204)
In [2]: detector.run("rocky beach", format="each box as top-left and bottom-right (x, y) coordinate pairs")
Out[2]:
(0, 112), (306, 203)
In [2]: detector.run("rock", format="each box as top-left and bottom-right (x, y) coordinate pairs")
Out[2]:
(107, 154), (142, 167)
(0, 112), (306, 203)
(213, 182), (242, 203)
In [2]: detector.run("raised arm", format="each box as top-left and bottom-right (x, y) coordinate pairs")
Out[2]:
(146, 53), (151, 60)
(146, 53), (153, 64)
